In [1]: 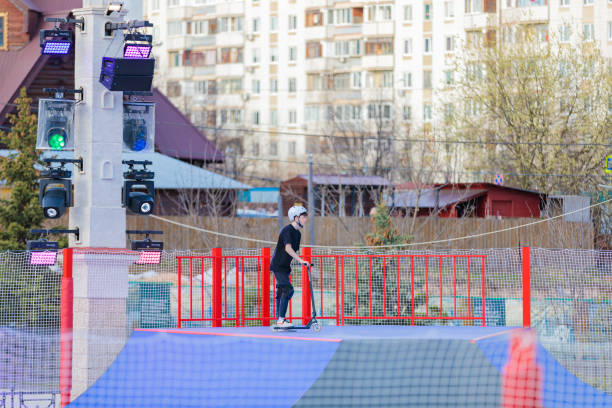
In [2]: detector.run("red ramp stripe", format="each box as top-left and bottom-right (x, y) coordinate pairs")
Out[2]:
(135, 328), (342, 343)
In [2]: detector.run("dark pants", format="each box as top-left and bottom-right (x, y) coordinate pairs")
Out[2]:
(272, 268), (294, 319)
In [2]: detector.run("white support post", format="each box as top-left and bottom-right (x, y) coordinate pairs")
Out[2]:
(69, 1), (133, 400)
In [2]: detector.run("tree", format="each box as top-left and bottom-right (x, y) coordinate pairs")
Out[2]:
(442, 26), (611, 194)
(0, 88), (44, 249)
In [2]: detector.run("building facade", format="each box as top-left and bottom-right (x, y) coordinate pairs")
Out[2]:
(143, 0), (612, 179)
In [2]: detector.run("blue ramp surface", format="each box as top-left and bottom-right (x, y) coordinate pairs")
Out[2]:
(69, 330), (339, 407)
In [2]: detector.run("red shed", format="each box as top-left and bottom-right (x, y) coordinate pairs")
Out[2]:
(391, 183), (546, 218)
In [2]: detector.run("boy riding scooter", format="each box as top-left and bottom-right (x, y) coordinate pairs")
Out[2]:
(270, 204), (309, 328)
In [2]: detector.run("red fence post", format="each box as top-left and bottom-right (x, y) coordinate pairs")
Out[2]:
(60, 248), (73, 407)
(212, 248), (223, 327)
(261, 248), (271, 326)
(301, 247), (312, 325)
(522, 247), (531, 328)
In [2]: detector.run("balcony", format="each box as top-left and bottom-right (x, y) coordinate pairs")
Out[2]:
(502, 6), (548, 24)
(362, 54), (394, 69)
(304, 57), (329, 72)
(362, 21), (394, 37)
(304, 25), (331, 41)
(191, 35), (216, 47)
(362, 88), (394, 101)
(216, 63), (244, 77)
(167, 66), (194, 80)
(166, 35), (193, 50)
(305, 91), (329, 104)
(464, 12), (497, 30)
(216, 94), (244, 107)
(167, 6), (191, 20)
(214, 1), (244, 15)
(215, 32), (244, 47)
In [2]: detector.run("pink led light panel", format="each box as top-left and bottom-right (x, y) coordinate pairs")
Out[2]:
(30, 251), (58, 266)
(136, 251), (162, 265)
(124, 45), (152, 59)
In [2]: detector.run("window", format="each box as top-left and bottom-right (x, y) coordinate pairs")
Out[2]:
(167, 81), (181, 97)
(305, 105), (320, 122)
(352, 72), (363, 88)
(306, 41), (322, 58)
(252, 79), (260, 94)
(151, 0), (160, 11)
(253, 111), (260, 125)
(583, 23), (594, 41)
(270, 79), (278, 93)
(583, 0), (593, 4)
(289, 110), (297, 124)
(424, 37), (433, 53)
(219, 79), (242, 94)
(382, 71), (393, 88)
(289, 78), (297, 93)
(252, 48), (260, 63)
(404, 5), (413, 21)
(169, 51), (180, 67)
(252, 142), (259, 156)
(220, 47), (243, 63)
(269, 141), (278, 155)
(305, 10), (323, 27)
(444, 104), (454, 120)
(609, 21), (612, 41)
(424, 3), (432, 20)
(218, 17), (229, 33)
(560, 0), (570, 6)
(351, 105), (361, 120)
(445, 35), (455, 51)
(288, 46), (297, 61)
(423, 70), (432, 89)
(193, 20), (208, 35)
(288, 141), (296, 155)
(270, 16), (278, 31)
(423, 104), (433, 121)
(289, 15), (297, 30)
(403, 39), (413, 55)
(308, 74), (324, 90)
(402, 72), (412, 88)
(0, 13), (6, 50)
(230, 109), (243, 124)
(379, 5), (392, 20)
(168, 21), (183, 36)
(270, 110), (278, 126)
(365, 38), (393, 55)
(560, 24), (571, 42)
(233, 17), (244, 31)
(444, 70), (453, 85)
(333, 73), (351, 89)
(445, 1), (455, 18)
(168, 0), (180, 6)
(253, 18), (260, 32)
(270, 47), (278, 62)
(465, 0), (483, 13)
(403, 106), (412, 120)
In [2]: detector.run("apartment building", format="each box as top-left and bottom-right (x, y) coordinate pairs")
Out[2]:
(144, 0), (612, 179)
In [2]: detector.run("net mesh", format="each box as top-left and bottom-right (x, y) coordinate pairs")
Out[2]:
(0, 248), (609, 406)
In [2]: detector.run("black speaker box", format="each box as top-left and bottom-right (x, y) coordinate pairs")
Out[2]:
(99, 57), (155, 91)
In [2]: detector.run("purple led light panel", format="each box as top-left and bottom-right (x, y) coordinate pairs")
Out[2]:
(124, 45), (152, 59)
(135, 251), (162, 265)
(30, 251), (58, 266)
(42, 41), (72, 55)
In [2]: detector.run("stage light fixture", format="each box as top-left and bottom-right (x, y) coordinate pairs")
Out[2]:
(37, 99), (75, 151)
(123, 102), (155, 153)
(123, 160), (155, 215)
(26, 239), (59, 266)
(123, 33), (153, 59)
(107, 2), (123, 15)
(40, 29), (73, 55)
(127, 230), (164, 265)
(38, 159), (80, 219)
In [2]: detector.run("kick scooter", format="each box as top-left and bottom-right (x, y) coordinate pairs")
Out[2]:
(272, 264), (321, 332)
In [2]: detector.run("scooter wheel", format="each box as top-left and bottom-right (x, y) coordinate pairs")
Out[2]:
(312, 322), (321, 332)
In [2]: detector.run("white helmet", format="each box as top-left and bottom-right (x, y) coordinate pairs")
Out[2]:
(288, 205), (307, 222)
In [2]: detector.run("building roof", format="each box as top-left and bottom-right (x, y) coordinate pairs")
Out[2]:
(290, 174), (391, 187)
(0, 150), (250, 190)
(390, 189), (486, 208)
(434, 182), (544, 196)
(150, 88), (224, 163)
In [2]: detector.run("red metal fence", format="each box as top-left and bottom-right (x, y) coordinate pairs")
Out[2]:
(176, 248), (491, 328)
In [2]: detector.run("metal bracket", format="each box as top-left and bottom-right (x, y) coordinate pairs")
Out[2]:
(42, 87), (83, 102)
(44, 157), (83, 172)
(45, 17), (85, 30)
(105, 20), (153, 36)
(126, 230), (163, 238)
(30, 228), (80, 242)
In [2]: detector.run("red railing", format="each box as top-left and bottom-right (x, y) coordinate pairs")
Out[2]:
(177, 250), (488, 328)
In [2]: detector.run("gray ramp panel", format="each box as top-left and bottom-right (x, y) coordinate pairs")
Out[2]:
(294, 339), (501, 408)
